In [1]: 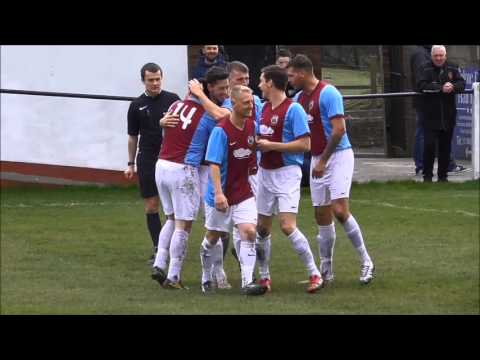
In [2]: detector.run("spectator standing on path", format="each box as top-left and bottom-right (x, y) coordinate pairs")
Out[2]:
(192, 45), (228, 80)
(417, 45), (465, 183)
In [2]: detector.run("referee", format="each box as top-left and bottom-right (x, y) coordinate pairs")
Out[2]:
(124, 62), (180, 263)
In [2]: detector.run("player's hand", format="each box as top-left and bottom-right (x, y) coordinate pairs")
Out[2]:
(188, 79), (205, 98)
(248, 165), (258, 176)
(215, 193), (229, 213)
(256, 138), (274, 152)
(159, 112), (180, 128)
(124, 166), (135, 180)
(312, 158), (326, 179)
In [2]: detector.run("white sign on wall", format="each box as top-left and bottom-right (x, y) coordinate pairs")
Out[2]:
(1, 45), (189, 171)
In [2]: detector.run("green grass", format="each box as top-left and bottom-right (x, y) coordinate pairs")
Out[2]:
(1, 181), (479, 314)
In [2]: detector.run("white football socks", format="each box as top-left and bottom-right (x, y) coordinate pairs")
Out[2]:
(153, 219), (175, 270)
(288, 228), (320, 277)
(200, 237), (214, 284)
(211, 240), (225, 280)
(342, 215), (372, 265)
(255, 232), (271, 279)
(316, 222), (336, 274)
(167, 229), (189, 282)
(239, 241), (256, 287)
(233, 226), (241, 257)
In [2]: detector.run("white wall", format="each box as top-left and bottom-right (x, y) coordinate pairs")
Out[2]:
(1, 45), (189, 171)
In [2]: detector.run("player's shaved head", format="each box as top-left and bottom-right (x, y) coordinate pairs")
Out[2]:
(287, 54), (314, 74)
(230, 85), (252, 100)
(231, 85), (253, 118)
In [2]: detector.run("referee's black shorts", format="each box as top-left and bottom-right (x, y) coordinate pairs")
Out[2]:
(136, 152), (159, 199)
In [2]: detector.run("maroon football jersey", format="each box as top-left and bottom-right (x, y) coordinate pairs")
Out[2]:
(218, 116), (256, 206)
(258, 98), (293, 170)
(296, 81), (328, 156)
(159, 99), (205, 164)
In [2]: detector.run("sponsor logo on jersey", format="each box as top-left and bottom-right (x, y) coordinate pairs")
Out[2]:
(233, 148), (252, 159)
(259, 124), (274, 136)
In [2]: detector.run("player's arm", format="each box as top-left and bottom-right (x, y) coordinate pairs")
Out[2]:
(205, 127), (228, 212)
(124, 135), (138, 179)
(257, 135), (310, 153)
(319, 116), (345, 162)
(125, 103), (139, 179)
(312, 117), (345, 179)
(313, 87), (346, 178)
(210, 164), (228, 212)
(188, 79), (230, 121)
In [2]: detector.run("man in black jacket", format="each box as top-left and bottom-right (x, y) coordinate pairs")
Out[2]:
(410, 45), (431, 175)
(191, 45), (228, 80)
(124, 63), (181, 263)
(417, 45), (465, 182)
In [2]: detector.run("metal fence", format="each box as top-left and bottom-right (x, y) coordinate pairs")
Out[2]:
(1, 86), (478, 180)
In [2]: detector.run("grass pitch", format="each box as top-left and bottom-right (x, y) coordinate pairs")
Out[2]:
(1, 181), (478, 314)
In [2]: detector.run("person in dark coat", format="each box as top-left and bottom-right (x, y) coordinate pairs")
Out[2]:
(410, 45), (432, 175)
(417, 45), (465, 182)
(191, 45), (227, 80)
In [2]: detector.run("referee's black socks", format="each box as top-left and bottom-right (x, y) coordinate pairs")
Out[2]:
(146, 213), (162, 249)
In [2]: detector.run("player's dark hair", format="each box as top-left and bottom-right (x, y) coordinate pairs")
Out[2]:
(141, 63), (163, 81)
(261, 65), (288, 91)
(205, 66), (229, 85)
(277, 48), (292, 59)
(287, 54), (313, 73)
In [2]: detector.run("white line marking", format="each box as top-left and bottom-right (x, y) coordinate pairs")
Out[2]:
(352, 199), (479, 218)
(1, 201), (142, 208)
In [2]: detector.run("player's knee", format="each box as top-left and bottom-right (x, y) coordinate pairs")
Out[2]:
(243, 226), (257, 241)
(280, 223), (296, 236)
(333, 209), (349, 223)
(332, 202), (349, 223)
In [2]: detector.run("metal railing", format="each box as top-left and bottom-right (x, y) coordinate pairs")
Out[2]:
(0, 88), (474, 101)
(1, 86), (478, 180)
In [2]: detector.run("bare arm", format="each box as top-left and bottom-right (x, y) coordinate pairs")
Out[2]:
(312, 116), (345, 179)
(124, 135), (138, 179)
(256, 135), (310, 153)
(210, 163), (228, 212)
(189, 79), (230, 121)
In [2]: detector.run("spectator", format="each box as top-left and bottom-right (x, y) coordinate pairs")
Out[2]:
(410, 45), (431, 175)
(417, 45), (465, 182)
(276, 48), (297, 98)
(411, 45), (468, 176)
(192, 45), (227, 80)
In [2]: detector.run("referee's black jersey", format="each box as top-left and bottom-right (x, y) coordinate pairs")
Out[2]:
(127, 90), (181, 156)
